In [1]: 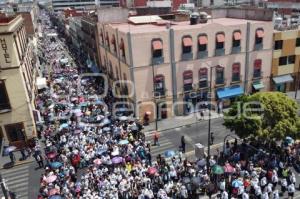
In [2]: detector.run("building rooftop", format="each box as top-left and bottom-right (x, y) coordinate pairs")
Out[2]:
(110, 17), (269, 34)
(0, 15), (16, 24)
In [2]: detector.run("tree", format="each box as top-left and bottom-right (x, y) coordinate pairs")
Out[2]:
(223, 92), (300, 140)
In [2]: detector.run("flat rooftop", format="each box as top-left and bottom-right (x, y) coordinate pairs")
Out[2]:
(110, 17), (269, 34)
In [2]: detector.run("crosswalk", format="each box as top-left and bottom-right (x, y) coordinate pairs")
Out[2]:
(0, 164), (30, 199)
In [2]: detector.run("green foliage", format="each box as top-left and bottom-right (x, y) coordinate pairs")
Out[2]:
(223, 92), (300, 140)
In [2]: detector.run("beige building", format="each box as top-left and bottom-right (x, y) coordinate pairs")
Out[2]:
(98, 8), (273, 121)
(0, 15), (37, 148)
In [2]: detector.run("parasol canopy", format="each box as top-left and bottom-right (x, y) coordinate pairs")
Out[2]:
(50, 161), (63, 169)
(211, 165), (224, 175)
(112, 157), (123, 164)
(119, 140), (129, 145)
(164, 150), (176, 158)
(147, 167), (157, 175)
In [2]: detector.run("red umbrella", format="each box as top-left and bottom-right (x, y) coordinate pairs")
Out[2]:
(47, 152), (57, 159)
(48, 188), (59, 196)
(147, 167), (157, 175)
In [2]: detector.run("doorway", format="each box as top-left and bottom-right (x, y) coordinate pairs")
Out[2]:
(4, 123), (26, 149)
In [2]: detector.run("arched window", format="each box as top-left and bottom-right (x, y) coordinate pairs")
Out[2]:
(183, 70), (193, 91)
(232, 63), (240, 82)
(216, 32), (225, 49)
(232, 30), (241, 48)
(154, 75), (165, 96)
(199, 68), (208, 88)
(253, 59), (262, 78)
(152, 39), (163, 58)
(198, 34), (207, 52)
(255, 28), (264, 50)
(120, 38), (125, 59)
(111, 34), (116, 52)
(105, 32), (110, 49)
(215, 66), (224, 85)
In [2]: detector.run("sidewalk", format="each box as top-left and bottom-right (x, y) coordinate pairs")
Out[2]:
(143, 109), (224, 133)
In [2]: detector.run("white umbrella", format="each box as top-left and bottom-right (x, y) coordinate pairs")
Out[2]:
(119, 116), (128, 121)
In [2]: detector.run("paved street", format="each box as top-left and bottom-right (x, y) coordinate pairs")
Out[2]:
(0, 162), (42, 199)
(145, 117), (234, 159)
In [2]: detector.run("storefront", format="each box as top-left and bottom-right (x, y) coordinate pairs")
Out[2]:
(272, 74), (294, 92)
(216, 86), (243, 108)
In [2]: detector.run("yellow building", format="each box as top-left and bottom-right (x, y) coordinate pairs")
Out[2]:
(0, 15), (37, 148)
(272, 29), (300, 92)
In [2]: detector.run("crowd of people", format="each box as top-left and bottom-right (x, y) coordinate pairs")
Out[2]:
(33, 11), (300, 199)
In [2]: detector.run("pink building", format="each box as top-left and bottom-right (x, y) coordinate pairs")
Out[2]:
(97, 8), (274, 121)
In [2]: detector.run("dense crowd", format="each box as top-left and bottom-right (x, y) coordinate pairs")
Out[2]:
(34, 11), (300, 199)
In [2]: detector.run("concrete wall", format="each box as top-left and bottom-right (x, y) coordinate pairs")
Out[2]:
(97, 7), (129, 23)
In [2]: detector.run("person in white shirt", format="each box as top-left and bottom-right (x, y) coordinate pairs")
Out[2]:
(272, 190), (280, 199)
(221, 190), (228, 199)
(261, 191), (269, 199)
(242, 192), (249, 199)
(288, 183), (295, 198)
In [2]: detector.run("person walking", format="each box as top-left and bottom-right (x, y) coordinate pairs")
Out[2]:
(153, 131), (160, 146)
(210, 132), (215, 145)
(200, 110), (204, 120)
(288, 183), (295, 199)
(9, 151), (15, 164)
(181, 136), (186, 153)
(34, 153), (44, 168)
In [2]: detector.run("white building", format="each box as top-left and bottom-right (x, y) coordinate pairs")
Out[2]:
(51, 0), (119, 11)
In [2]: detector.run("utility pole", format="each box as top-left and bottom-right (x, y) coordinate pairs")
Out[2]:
(0, 174), (9, 199)
(295, 60), (300, 99)
(207, 66), (213, 174)
(151, 61), (158, 131)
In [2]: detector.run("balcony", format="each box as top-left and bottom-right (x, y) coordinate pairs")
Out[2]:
(181, 52), (193, 61)
(253, 71), (263, 79)
(152, 56), (164, 65)
(215, 78), (225, 86)
(254, 43), (263, 51)
(215, 48), (225, 56)
(154, 89), (166, 98)
(197, 51), (208, 59)
(199, 80), (208, 89)
(231, 46), (241, 54)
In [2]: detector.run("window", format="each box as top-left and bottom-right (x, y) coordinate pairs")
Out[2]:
(216, 33), (225, 49)
(232, 31), (241, 47)
(255, 28), (264, 45)
(154, 75), (165, 96)
(152, 39), (163, 58)
(216, 66), (224, 84)
(183, 71), (193, 91)
(0, 80), (11, 111)
(296, 38), (300, 47)
(111, 35), (116, 52)
(105, 32), (110, 49)
(198, 35), (207, 52)
(288, 55), (296, 64)
(274, 40), (283, 50)
(253, 59), (262, 78)
(182, 36), (192, 54)
(232, 63), (240, 82)
(4, 123), (25, 143)
(120, 38), (125, 58)
(199, 68), (208, 88)
(279, 56), (288, 65)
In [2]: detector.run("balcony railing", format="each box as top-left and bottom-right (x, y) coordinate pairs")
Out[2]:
(231, 75), (242, 83)
(154, 89), (166, 97)
(152, 56), (164, 65)
(215, 78), (225, 85)
(197, 50), (208, 59)
(231, 46), (241, 54)
(199, 80), (208, 88)
(181, 52), (193, 61)
(254, 43), (263, 51)
(215, 48), (225, 56)
(253, 71), (263, 79)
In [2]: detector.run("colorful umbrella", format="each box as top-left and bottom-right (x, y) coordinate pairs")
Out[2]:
(111, 157), (123, 164)
(119, 140), (129, 145)
(47, 152), (57, 159)
(147, 167), (157, 175)
(50, 161), (63, 169)
(224, 163), (235, 173)
(59, 123), (69, 130)
(119, 116), (128, 121)
(211, 165), (224, 175)
(232, 179), (243, 188)
(45, 175), (57, 183)
(93, 158), (102, 165)
(103, 127), (111, 132)
(49, 195), (62, 199)
(48, 188), (59, 196)
(164, 150), (176, 158)
(95, 100), (103, 105)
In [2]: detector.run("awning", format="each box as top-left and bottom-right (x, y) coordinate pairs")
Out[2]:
(256, 29), (264, 38)
(152, 40), (163, 50)
(252, 81), (264, 90)
(198, 36), (208, 45)
(217, 86), (243, 99)
(272, 74), (294, 84)
(233, 31), (241, 40)
(36, 77), (47, 90)
(183, 37), (192, 47)
(216, 33), (225, 42)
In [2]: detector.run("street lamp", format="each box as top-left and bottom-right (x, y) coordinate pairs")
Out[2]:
(207, 65), (214, 174)
(151, 60), (158, 131)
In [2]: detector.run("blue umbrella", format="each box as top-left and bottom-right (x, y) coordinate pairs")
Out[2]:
(95, 100), (103, 105)
(102, 118), (111, 125)
(164, 150), (176, 158)
(80, 102), (88, 107)
(232, 179), (243, 188)
(119, 140), (129, 145)
(59, 123), (69, 130)
(50, 161), (63, 169)
(285, 136), (294, 144)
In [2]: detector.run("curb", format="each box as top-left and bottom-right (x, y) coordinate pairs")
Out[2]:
(0, 159), (34, 170)
(143, 115), (223, 135)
